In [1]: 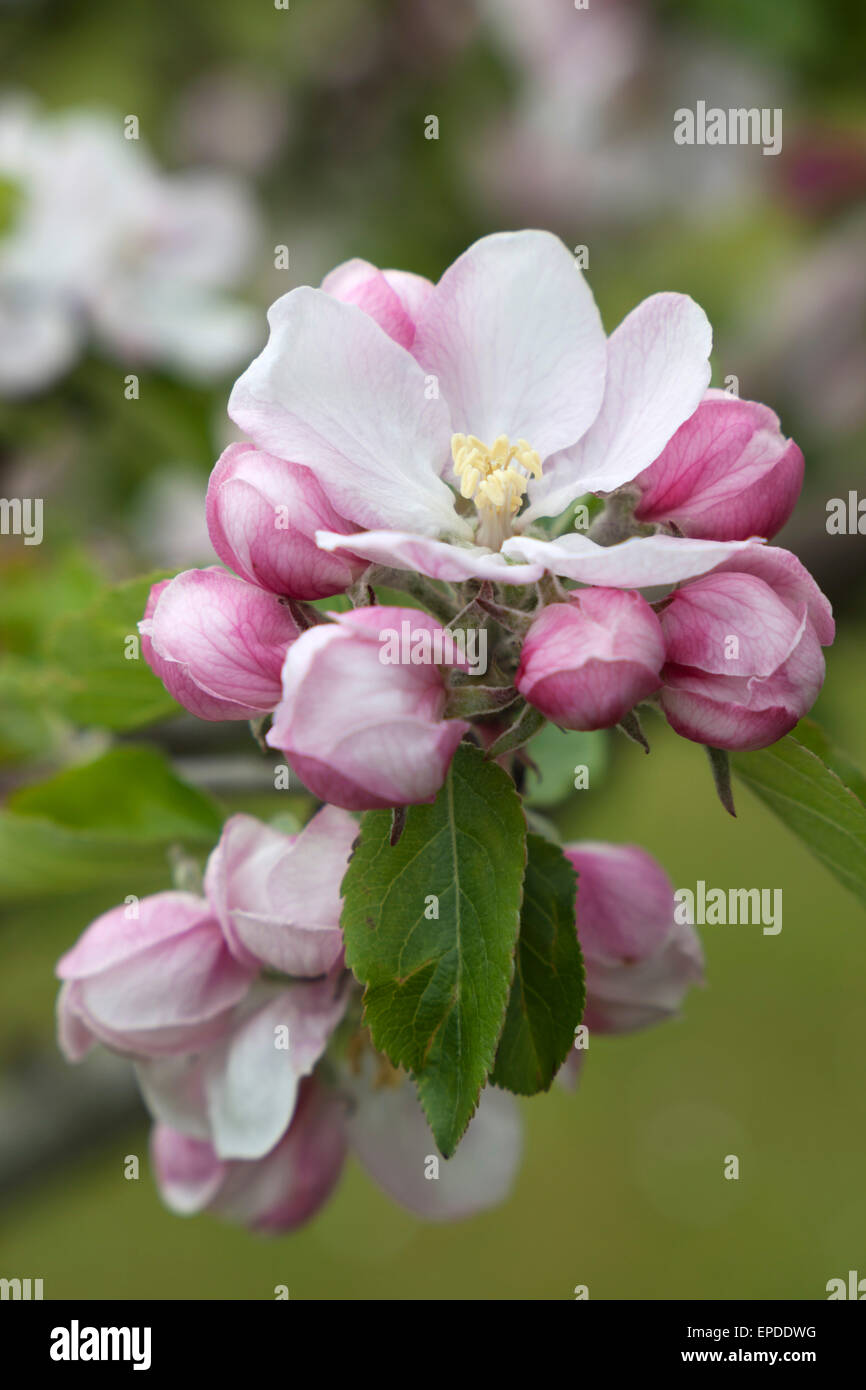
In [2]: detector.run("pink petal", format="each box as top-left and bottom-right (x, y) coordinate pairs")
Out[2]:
(141, 566), (299, 718)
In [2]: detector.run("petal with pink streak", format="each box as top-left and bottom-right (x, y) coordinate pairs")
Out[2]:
(150, 1125), (228, 1216)
(140, 566), (299, 718)
(582, 921), (705, 1034)
(206, 443), (365, 599)
(228, 287), (463, 537)
(659, 572), (807, 677)
(321, 258), (417, 349)
(140, 578), (255, 722)
(502, 532), (756, 587)
(204, 807), (355, 977)
(267, 620), (468, 809)
(564, 842), (678, 960)
(634, 391), (804, 541)
(215, 1079), (348, 1233)
(201, 980), (348, 1160)
(521, 293), (712, 522)
(316, 528), (543, 583)
(710, 545), (834, 645)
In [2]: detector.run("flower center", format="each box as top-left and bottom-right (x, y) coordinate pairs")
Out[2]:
(451, 432), (542, 549)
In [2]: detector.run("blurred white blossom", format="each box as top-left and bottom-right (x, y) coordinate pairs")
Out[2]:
(0, 96), (262, 396)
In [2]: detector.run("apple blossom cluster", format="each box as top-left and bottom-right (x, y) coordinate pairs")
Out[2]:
(56, 810), (701, 1230)
(0, 97), (260, 396)
(55, 229), (834, 1230)
(139, 229), (832, 809)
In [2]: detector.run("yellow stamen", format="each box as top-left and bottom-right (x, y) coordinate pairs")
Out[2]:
(451, 431), (542, 548)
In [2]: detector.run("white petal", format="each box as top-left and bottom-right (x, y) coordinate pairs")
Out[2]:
(350, 1079), (523, 1221)
(204, 981), (347, 1161)
(413, 230), (606, 459)
(229, 288), (464, 537)
(316, 528), (543, 583)
(502, 532), (759, 586)
(521, 293), (712, 523)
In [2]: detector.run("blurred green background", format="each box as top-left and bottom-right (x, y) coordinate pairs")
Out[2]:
(1, 0), (865, 1299)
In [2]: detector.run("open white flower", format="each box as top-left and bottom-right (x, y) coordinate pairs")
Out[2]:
(229, 230), (754, 589)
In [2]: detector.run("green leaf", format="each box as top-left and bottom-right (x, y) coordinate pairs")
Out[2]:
(491, 835), (584, 1095)
(792, 718), (866, 804)
(9, 745), (222, 840)
(0, 746), (223, 900)
(732, 734), (866, 908)
(523, 722), (609, 806)
(43, 573), (180, 730)
(341, 742), (526, 1157)
(485, 701), (546, 759)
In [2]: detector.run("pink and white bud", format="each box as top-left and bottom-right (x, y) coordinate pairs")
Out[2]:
(204, 806), (357, 977)
(56, 892), (254, 1062)
(634, 391), (804, 541)
(515, 588), (664, 730)
(266, 607), (469, 810)
(136, 977), (348, 1160)
(205, 443), (367, 599)
(564, 842), (704, 1034)
(658, 546), (833, 751)
(321, 258), (433, 350)
(150, 1077), (348, 1232)
(139, 567), (300, 720)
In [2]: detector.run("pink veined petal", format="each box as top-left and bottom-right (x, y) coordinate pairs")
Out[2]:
(204, 807), (355, 978)
(659, 573), (808, 677)
(56, 892), (212, 978)
(563, 842), (678, 960)
(214, 1079), (349, 1233)
(56, 982), (97, 1062)
(315, 528), (543, 584)
(382, 268), (435, 322)
(634, 390), (804, 541)
(412, 229), (606, 462)
(141, 566), (299, 716)
(228, 287), (464, 537)
(321, 258), (417, 349)
(521, 292), (713, 523)
(709, 545), (835, 646)
(150, 1125), (229, 1215)
(501, 532), (757, 586)
(75, 922), (252, 1032)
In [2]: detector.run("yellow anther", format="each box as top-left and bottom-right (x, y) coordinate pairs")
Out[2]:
(450, 431), (543, 548)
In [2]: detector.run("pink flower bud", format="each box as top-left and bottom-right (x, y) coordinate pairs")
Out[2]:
(515, 588), (664, 730)
(634, 391), (804, 541)
(137, 977), (348, 1160)
(206, 443), (367, 599)
(658, 546), (833, 751)
(321, 259), (433, 349)
(204, 806), (357, 977)
(564, 842), (704, 1034)
(139, 567), (300, 720)
(56, 892), (255, 1061)
(266, 607), (469, 810)
(150, 1077), (348, 1232)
